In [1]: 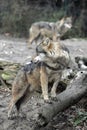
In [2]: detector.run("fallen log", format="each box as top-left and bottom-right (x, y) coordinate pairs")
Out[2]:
(29, 72), (87, 130)
(1, 60), (87, 130)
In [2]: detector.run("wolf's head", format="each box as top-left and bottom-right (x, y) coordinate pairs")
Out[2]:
(56, 17), (72, 38)
(36, 37), (57, 57)
(36, 37), (69, 60)
(36, 37), (70, 69)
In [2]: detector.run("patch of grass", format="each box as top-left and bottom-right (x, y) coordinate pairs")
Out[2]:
(73, 111), (87, 126)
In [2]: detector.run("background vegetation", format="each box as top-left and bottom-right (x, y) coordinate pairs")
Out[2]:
(0, 0), (87, 38)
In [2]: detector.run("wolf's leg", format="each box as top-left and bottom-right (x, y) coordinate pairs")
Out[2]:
(8, 93), (24, 119)
(8, 99), (17, 119)
(51, 80), (59, 99)
(51, 72), (62, 99)
(8, 87), (29, 119)
(40, 66), (49, 102)
(15, 86), (32, 118)
(8, 70), (29, 119)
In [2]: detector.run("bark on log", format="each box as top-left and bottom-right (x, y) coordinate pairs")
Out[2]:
(30, 72), (87, 130)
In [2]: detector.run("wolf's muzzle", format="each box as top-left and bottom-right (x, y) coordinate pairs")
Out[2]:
(36, 46), (46, 55)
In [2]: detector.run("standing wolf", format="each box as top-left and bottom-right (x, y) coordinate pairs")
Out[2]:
(8, 37), (70, 119)
(28, 17), (72, 45)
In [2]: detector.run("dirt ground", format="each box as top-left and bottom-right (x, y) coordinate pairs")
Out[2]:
(0, 35), (87, 130)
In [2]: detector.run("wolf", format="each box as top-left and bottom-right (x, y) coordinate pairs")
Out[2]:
(8, 37), (70, 119)
(28, 17), (72, 45)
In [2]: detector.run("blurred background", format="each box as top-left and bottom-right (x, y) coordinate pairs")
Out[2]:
(0, 0), (87, 38)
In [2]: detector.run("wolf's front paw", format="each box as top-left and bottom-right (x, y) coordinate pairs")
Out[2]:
(8, 111), (18, 120)
(8, 113), (18, 120)
(44, 99), (52, 104)
(51, 97), (58, 101)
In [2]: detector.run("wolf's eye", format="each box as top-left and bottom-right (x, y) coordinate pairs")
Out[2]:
(43, 38), (50, 46)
